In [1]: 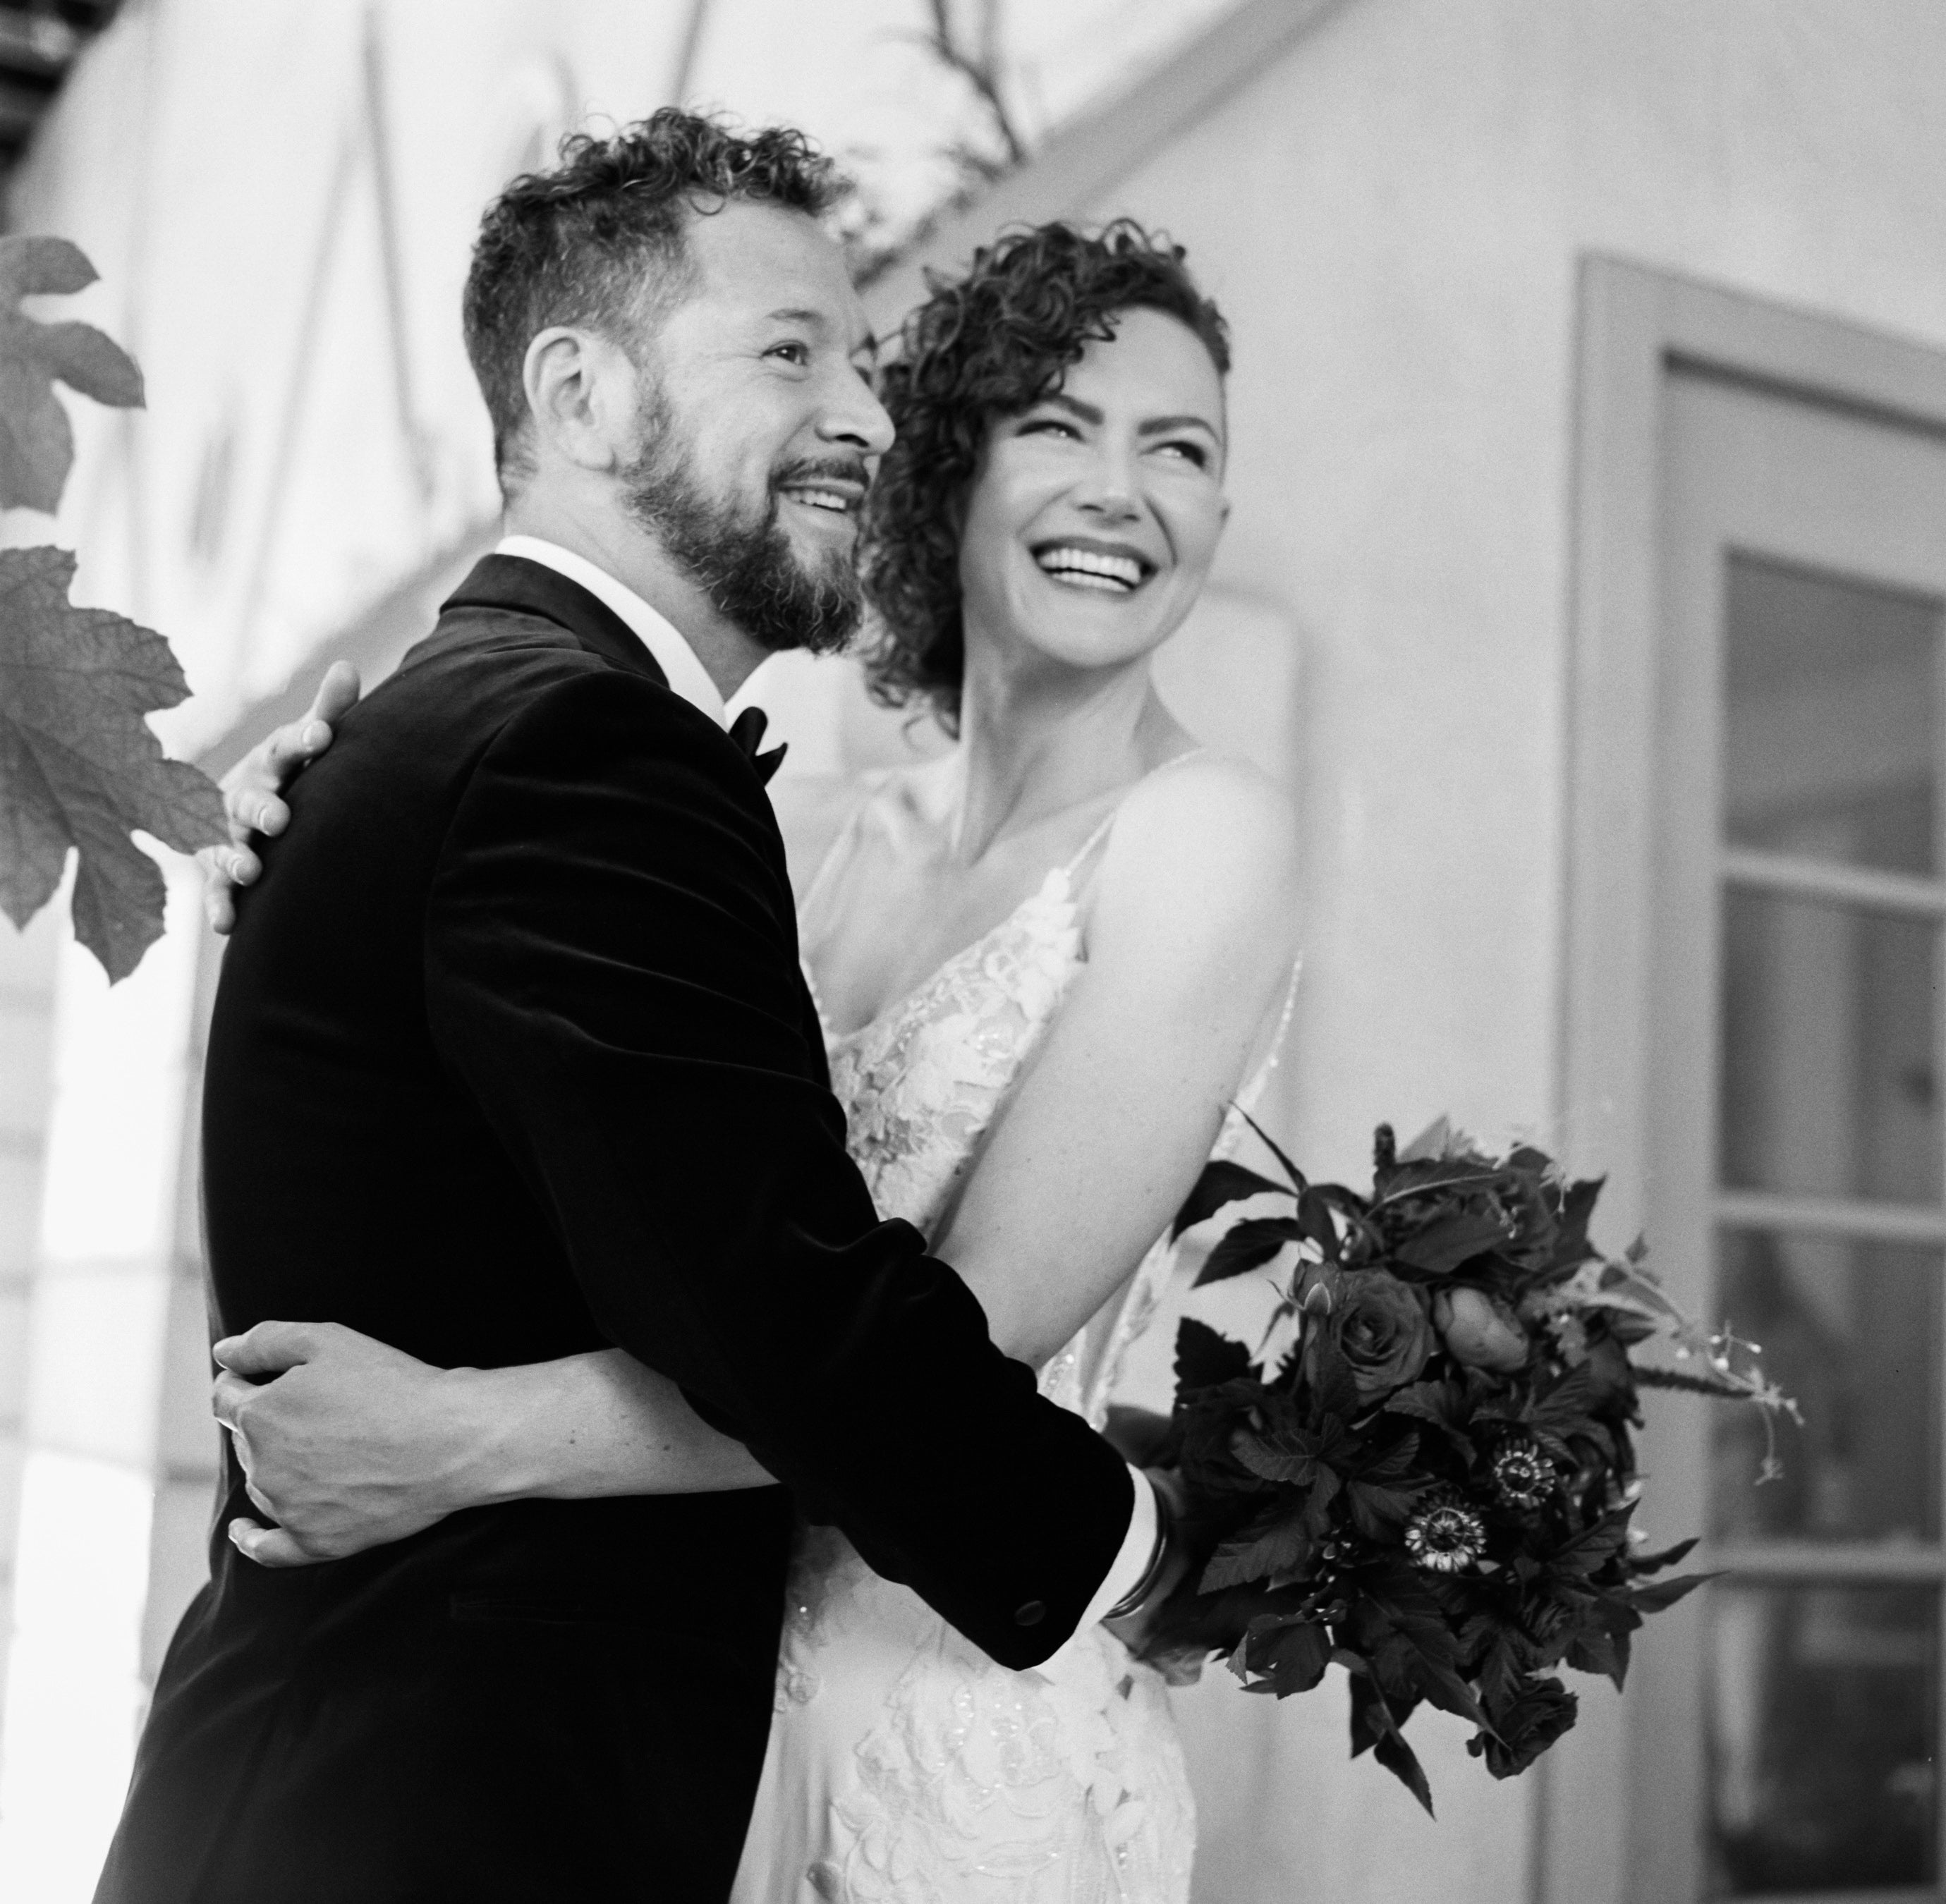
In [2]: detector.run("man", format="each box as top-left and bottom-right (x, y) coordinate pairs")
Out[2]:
(96, 112), (1166, 1904)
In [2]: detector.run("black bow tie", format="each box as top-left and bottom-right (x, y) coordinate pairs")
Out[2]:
(726, 706), (788, 786)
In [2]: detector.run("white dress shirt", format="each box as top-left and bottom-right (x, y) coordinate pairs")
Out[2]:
(495, 534), (727, 727)
(497, 534), (1163, 1629)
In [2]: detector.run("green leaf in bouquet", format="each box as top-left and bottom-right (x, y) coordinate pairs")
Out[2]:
(1393, 1207), (1517, 1278)
(1295, 1187), (1344, 1261)
(1173, 1317), (1255, 1396)
(1233, 1613), (1334, 1696)
(1348, 1671), (1435, 1815)
(1199, 1501), (1322, 1593)
(0, 546), (225, 980)
(1234, 1105), (1310, 1196)
(1232, 1414), (1344, 1487)
(0, 236), (145, 513)
(1521, 1360), (1603, 1453)
(1194, 1214), (1303, 1287)
(1629, 1535), (1700, 1575)
(1543, 1508), (1634, 1582)
(1170, 1159), (1294, 1240)
(1552, 1175), (1605, 1267)
(1628, 1570), (1715, 1615)
(1383, 1379), (1480, 1461)
(1301, 1327), (1362, 1427)
(1564, 1623), (1628, 1689)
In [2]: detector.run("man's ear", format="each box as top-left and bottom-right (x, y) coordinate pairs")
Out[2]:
(521, 326), (636, 474)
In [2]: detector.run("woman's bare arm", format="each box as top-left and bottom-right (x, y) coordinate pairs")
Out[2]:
(938, 754), (1299, 1367)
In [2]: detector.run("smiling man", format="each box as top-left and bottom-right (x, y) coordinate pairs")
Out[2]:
(95, 114), (1167, 1904)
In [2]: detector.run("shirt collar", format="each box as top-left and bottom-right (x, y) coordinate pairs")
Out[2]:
(494, 535), (727, 728)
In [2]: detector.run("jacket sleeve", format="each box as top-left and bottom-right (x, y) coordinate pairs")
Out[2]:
(422, 668), (1133, 1668)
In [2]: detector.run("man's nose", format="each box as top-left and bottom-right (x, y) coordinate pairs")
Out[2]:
(818, 371), (895, 458)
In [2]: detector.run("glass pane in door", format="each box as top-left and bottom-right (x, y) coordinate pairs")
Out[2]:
(1723, 556), (1942, 875)
(1710, 1228), (1940, 1544)
(1705, 1582), (1938, 1896)
(1717, 889), (1941, 1202)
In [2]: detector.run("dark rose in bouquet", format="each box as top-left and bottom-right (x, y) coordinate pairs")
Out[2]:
(1136, 1118), (1794, 1812)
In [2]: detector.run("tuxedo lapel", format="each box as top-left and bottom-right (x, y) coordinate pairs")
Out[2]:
(444, 554), (671, 691)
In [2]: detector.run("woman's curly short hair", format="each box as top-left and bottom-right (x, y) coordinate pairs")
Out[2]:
(861, 220), (1229, 728)
(464, 108), (839, 490)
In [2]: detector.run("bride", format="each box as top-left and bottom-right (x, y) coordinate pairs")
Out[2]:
(207, 219), (1298, 1903)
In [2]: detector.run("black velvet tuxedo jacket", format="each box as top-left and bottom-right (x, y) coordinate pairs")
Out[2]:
(96, 556), (1133, 1904)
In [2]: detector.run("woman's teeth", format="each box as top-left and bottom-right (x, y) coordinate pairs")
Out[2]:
(1035, 547), (1145, 592)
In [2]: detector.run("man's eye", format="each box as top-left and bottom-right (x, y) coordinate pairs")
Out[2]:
(768, 342), (810, 366)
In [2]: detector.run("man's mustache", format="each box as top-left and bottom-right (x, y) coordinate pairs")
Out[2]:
(770, 456), (873, 497)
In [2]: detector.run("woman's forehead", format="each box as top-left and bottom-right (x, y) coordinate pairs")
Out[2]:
(1064, 308), (1226, 413)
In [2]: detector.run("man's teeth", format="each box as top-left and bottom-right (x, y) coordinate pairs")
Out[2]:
(789, 489), (852, 513)
(1036, 547), (1144, 590)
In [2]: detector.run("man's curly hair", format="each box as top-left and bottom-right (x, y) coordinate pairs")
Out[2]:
(861, 220), (1229, 728)
(463, 108), (841, 492)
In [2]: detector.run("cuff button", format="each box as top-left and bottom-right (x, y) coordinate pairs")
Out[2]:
(1014, 1599), (1046, 1627)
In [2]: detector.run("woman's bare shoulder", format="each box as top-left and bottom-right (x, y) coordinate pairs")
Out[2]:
(1093, 749), (1300, 960)
(1121, 749), (1296, 877)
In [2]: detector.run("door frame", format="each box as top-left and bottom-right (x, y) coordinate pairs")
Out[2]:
(1540, 257), (1946, 1904)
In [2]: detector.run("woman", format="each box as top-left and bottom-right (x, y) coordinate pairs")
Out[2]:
(212, 221), (1299, 1903)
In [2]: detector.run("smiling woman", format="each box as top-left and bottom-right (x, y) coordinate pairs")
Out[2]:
(861, 218), (1231, 729)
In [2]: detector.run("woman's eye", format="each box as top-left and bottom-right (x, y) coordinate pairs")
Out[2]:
(767, 342), (810, 367)
(1019, 417), (1078, 441)
(1154, 440), (1210, 469)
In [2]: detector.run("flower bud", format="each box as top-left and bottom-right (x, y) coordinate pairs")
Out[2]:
(1435, 1286), (1530, 1372)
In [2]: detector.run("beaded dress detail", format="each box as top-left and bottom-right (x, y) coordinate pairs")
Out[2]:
(730, 768), (1294, 1904)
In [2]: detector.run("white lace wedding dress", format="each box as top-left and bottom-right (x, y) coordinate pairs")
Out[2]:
(730, 781), (1291, 1904)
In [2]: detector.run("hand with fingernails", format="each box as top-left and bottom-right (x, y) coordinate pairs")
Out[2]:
(199, 661), (363, 934)
(211, 1319), (473, 1568)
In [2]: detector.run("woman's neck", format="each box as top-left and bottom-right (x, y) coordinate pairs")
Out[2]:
(944, 637), (1186, 865)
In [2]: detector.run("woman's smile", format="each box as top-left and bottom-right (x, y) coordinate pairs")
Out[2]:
(1030, 536), (1157, 594)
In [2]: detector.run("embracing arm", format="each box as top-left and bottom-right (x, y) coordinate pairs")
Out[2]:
(942, 755), (1299, 1365)
(218, 749), (1293, 1560)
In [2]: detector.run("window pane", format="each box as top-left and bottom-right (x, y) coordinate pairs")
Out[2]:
(1710, 1229), (1940, 1543)
(1718, 889), (1940, 1202)
(1706, 1582), (1938, 1896)
(1725, 556), (1942, 875)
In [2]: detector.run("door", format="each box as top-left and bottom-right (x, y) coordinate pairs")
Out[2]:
(1636, 369), (1946, 1902)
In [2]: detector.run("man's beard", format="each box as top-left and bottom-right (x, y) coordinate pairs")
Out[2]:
(621, 395), (864, 657)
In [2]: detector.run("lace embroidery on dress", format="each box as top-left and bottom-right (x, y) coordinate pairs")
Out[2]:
(741, 755), (1288, 1904)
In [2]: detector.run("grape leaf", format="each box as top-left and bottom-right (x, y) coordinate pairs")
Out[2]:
(0, 236), (144, 513)
(0, 546), (224, 980)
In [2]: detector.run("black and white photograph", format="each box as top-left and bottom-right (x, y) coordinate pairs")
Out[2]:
(0, 2), (1936, 1900)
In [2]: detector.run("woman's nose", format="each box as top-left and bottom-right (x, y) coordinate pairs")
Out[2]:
(1075, 453), (1141, 520)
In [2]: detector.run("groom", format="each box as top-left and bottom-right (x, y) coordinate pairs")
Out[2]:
(95, 113), (1165, 1904)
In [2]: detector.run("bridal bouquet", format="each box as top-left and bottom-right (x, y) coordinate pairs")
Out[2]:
(1138, 1118), (1795, 1812)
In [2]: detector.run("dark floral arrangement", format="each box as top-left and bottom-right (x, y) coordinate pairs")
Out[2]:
(1136, 1118), (1795, 1812)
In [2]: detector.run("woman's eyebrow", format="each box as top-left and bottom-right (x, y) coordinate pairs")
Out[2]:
(1137, 413), (1221, 437)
